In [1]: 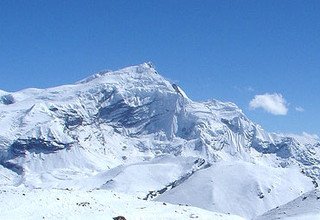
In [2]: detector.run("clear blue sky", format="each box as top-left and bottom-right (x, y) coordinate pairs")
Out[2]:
(0, 0), (319, 136)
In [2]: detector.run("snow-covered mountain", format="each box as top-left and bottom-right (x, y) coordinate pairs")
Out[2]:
(0, 63), (319, 219)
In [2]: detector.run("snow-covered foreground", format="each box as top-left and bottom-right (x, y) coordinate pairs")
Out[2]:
(0, 186), (244, 220)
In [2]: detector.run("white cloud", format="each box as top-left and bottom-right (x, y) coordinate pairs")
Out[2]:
(295, 106), (305, 112)
(301, 132), (319, 140)
(283, 132), (319, 145)
(249, 93), (288, 115)
(233, 86), (255, 93)
(247, 86), (254, 92)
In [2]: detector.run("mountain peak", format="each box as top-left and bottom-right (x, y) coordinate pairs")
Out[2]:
(143, 61), (157, 70)
(76, 62), (158, 85)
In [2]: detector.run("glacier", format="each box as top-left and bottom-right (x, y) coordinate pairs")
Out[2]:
(0, 63), (319, 219)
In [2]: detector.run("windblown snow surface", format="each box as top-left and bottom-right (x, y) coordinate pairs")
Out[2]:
(0, 63), (319, 219)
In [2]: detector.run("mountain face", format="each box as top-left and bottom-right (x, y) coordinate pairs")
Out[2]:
(0, 63), (319, 218)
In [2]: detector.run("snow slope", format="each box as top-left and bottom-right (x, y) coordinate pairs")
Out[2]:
(156, 161), (313, 219)
(0, 63), (319, 219)
(256, 189), (320, 220)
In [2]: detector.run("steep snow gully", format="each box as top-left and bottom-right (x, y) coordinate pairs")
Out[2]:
(0, 63), (319, 219)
